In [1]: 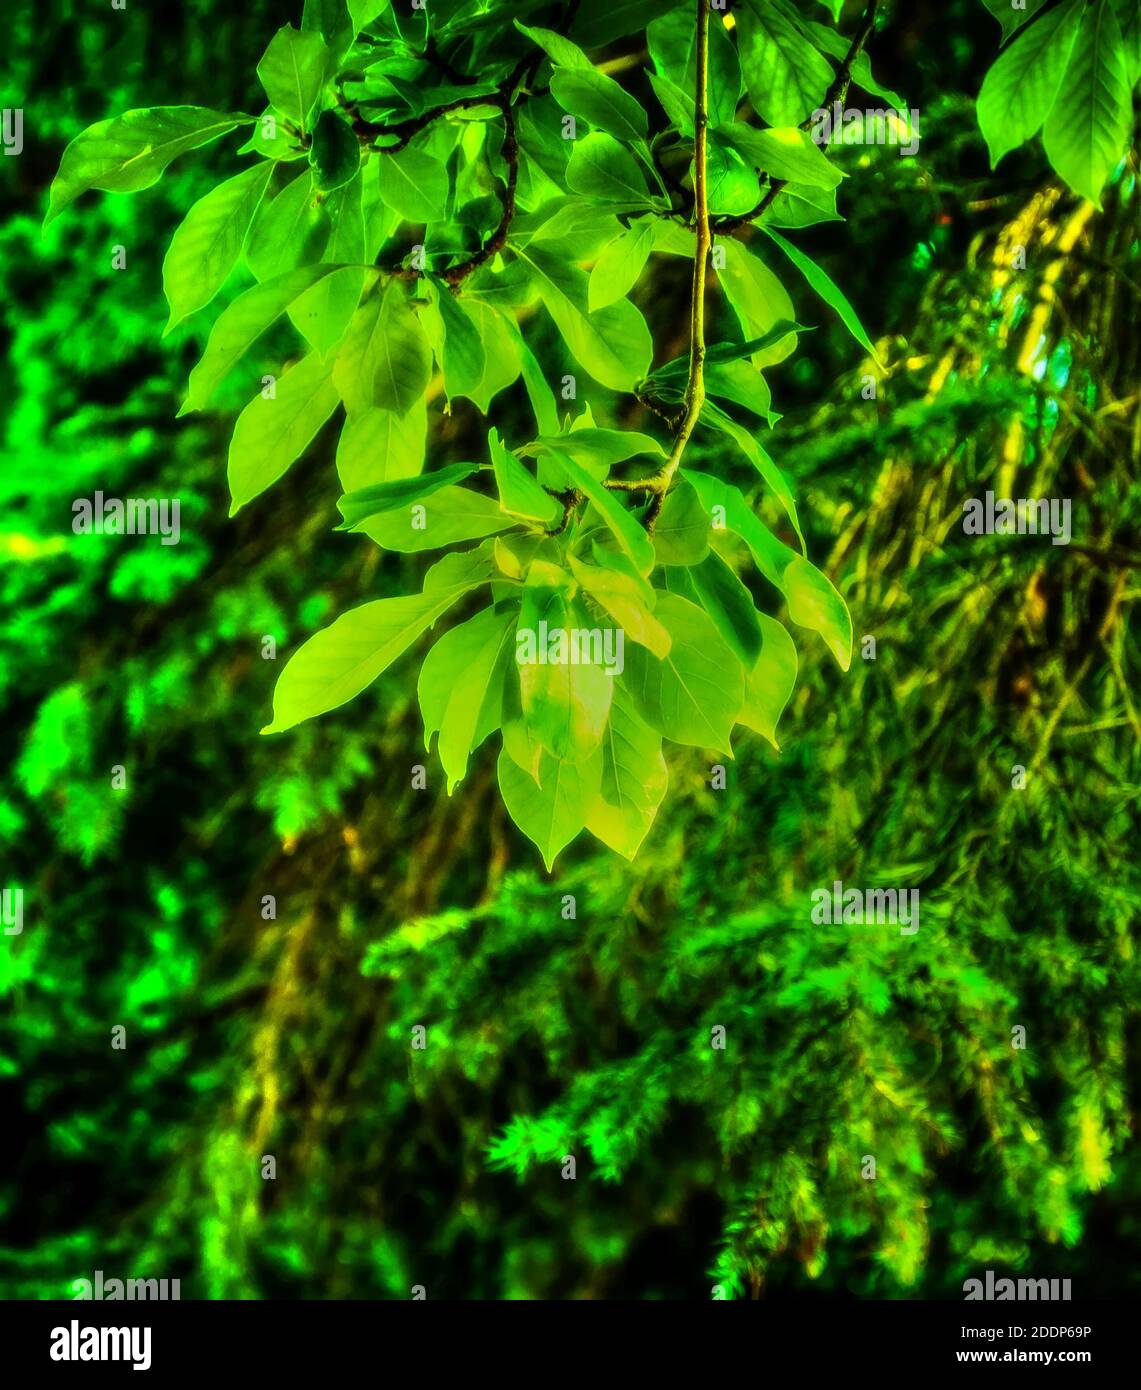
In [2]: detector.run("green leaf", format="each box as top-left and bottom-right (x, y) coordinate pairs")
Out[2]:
(721, 124), (844, 189)
(256, 24), (333, 133)
(490, 430), (561, 525)
(162, 163), (273, 333)
(497, 745), (602, 871)
(981, 0), (1052, 43)
(686, 550), (763, 667)
(432, 286), (487, 401)
(507, 319), (561, 437)
(782, 555), (853, 672)
(760, 225), (881, 364)
(336, 400), (426, 491)
(683, 468), (852, 670)
(648, 5), (742, 126)
(517, 569), (614, 762)
(512, 242), (652, 391)
(568, 553), (671, 658)
(566, 131), (655, 205)
(358, 486), (518, 552)
(263, 578), (485, 734)
(291, 175), (368, 355)
(764, 181), (842, 228)
(309, 109), (361, 191)
(704, 359), (777, 426)
(622, 591), (744, 753)
(647, 72), (696, 137)
(1112, 0), (1141, 84)
(376, 146), (449, 222)
(585, 681), (668, 860)
(338, 462), (482, 528)
(1042, 0), (1133, 207)
(717, 241), (798, 367)
(333, 280), (432, 417)
(653, 482), (711, 566)
(419, 606), (516, 792)
(701, 401), (803, 549)
(525, 427), (665, 477)
(546, 450), (656, 576)
(977, 0), (1084, 168)
(513, 20), (593, 69)
(589, 217), (657, 311)
(246, 167), (330, 281)
(737, 613), (798, 749)
(45, 107), (253, 227)
(549, 68), (649, 143)
(462, 300), (525, 411)
(706, 136), (763, 216)
(303, 0), (354, 59)
(227, 351), (340, 515)
(736, 0), (835, 126)
(180, 263), (352, 414)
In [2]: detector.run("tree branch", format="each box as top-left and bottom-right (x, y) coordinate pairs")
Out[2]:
(712, 0), (880, 235)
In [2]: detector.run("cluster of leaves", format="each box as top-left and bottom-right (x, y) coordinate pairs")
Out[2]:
(45, 0), (925, 865)
(978, 0), (1140, 205)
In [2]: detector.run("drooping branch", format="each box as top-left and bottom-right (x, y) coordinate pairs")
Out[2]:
(713, 0), (880, 235)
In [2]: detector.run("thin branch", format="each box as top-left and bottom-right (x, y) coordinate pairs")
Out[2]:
(712, 0), (880, 235)
(371, 0), (580, 285)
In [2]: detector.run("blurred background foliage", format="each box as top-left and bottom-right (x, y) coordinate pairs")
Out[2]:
(1, 0), (1138, 1299)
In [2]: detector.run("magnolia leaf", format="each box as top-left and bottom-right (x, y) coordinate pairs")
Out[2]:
(336, 399), (426, 491)
(589, 217), (657, 311)
(1042, 0), (1133, 207)
(179, 263), (350, 414)
(736, 0), (834, 127)
(490, 430), (561, 525)
(263, 578), (484, 734)
(622, 591), (744, 753)
(418, 606), (516, 792)
(333, 280), (432, 417)
(977, 0), (1084, 168)
(256, 24), (333, 132)
(761, 226), (882, 365)
(338, 462), (482, 528)
(228, 351), (340, 514)
(737, 613), (799, 749)
(376, 146), (449, 223)
(45, 107), (253, 227)
(309, 109), (360, 191)
(162, 163), (273, 333)
(358, 486), (518, 552)
(585, 682), (669, 860)
(497, 744), (602, 871)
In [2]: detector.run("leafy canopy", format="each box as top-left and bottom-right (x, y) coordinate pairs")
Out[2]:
(48, 0), (975, 866)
